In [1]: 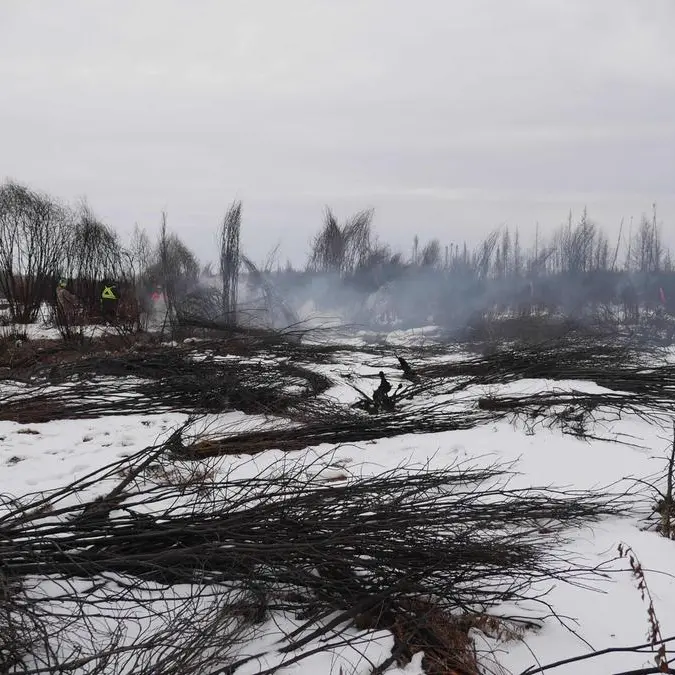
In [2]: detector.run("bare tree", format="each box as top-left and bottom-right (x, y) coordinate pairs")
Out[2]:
(474, 231), (499, 280)
(154, 213), (200, 334)
(630, 209), (662, 273)
(308, 208), (342, 273)
(421, 239), (442, 267)
(652, 203), (662, 272)
(513, 227), (522, 277)
(128, 224), (153, 283)
(594, 230), (610, 271)
(59, 202), (129, 326)
(554, 209), (596, 274)
(66, 202), (124, 281)
(220, 201), (242, 326)
(0, 181), (68, 323)
(500, 227), (511, 277)
(307, 207), (374, 275)
(342, 209), (373, 272)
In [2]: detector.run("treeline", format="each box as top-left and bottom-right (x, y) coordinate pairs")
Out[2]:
(277, 206), (675, 328)
(1, 179), (673, 329)
(301, 206), (669, 280)
(0, 181), (202, 324)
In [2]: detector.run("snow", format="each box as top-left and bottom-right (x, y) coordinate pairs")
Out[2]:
(2, 332), (675, 674)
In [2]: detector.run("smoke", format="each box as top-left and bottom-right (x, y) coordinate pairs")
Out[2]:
(225, 209), (675, 333)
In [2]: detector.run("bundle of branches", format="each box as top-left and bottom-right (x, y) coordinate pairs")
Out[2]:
(0, 438), (629, 674)
(478, 389), (672, 439)
(256, 335), (432, 367)
(72, 346), (327, 399)
(0, 333), (165, 380)
(173, 359), (674, 460)
(171, 310), (444, 368)
(0, 325), (370, 389)
(0, 350), (330, 423)
(418, 334), (667, 391)
(179, 397), (495, 458)
(0, 340), (96, 383)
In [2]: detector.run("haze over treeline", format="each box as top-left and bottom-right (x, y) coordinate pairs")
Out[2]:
(1, 179), (674, 330)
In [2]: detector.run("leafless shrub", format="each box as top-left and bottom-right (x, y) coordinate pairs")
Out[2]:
(618, 543), (669, 673)
(153, 213), (199, 337)
(65, 202), (125, 283)
(0, 181), (69, 323)
(308, 207), (374, 275)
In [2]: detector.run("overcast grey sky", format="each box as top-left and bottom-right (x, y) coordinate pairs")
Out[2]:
(1, 0), (674, 264)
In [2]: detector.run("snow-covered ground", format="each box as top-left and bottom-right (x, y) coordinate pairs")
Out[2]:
(1, 326), (674, 674)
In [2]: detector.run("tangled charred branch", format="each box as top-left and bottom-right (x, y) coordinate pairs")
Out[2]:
(477, 390), (671, 440)
(0, 326), (378, 384)
(420, 334), (650, 382)
(180, 400), (497, 458)
(418, 335), (675, 407)
(241, 255), (300, 329)
(350, 371), (409, 415)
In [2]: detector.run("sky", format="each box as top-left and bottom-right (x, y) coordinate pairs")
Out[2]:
(1, 0), (674, 265)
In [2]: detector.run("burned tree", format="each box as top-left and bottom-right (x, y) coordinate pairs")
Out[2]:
(220, 201), (242, 327)
(307, 207), (374, 275)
